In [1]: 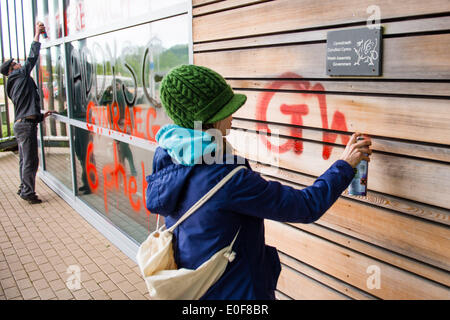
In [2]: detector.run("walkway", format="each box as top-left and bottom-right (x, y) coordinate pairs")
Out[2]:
(0, 151), (149, 300)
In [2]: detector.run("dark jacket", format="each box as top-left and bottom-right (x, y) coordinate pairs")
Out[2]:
(146, 145), (355, 299)
(6, 41), (43, 122)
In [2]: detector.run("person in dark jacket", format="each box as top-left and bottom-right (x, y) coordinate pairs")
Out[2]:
(145, 65), (372, 299)
(1, 22), (54, 204)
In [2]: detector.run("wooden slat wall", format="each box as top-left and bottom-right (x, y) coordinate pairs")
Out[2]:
(192, 0), (450, 299)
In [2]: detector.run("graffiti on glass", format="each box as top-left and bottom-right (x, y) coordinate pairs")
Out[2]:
(66, 37), (186, 216)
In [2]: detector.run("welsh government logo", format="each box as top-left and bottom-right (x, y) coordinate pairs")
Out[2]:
(354, 38), (378, 66)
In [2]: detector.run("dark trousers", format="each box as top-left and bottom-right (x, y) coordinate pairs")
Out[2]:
(74, 127), (92, 189)
(14, 121), (39, 198)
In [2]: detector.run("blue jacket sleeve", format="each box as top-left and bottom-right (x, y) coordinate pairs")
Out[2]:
(225, 160), (355, 223)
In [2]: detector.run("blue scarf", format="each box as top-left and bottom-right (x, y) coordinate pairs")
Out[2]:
(156, 124), (219, 166)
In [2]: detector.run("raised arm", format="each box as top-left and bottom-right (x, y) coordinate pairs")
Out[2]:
(225, 133), (372, 223)
(225, 160), (355, 223)
(23, 22), (45, 74)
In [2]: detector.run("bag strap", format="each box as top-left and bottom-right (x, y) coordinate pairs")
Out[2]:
(167, 165), (246, 233)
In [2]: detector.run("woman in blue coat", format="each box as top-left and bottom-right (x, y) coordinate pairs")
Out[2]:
(145, 65), (372, 299)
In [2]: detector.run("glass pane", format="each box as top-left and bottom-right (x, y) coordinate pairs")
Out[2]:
(39, 45), (69, 185)
(42, 119), (72, 190)
(40, 45), (67, 118)
(36, 0), (63, 40)
(67, 15), (188, 142)
(64, 0), (187, 36)
(72, 126), (159, 243)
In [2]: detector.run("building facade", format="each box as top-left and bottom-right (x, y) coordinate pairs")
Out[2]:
(191, 0), (450, 299)
(31, 0), (190, 260)
(7, 0), (450, 299)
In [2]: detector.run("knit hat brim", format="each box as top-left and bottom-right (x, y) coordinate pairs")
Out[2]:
(205, 93), (247, 124)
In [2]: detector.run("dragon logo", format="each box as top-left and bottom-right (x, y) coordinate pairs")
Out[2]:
(354, 39), (378, 66)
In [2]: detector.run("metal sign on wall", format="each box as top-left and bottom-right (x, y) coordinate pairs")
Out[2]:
(326, 27), (383, 76)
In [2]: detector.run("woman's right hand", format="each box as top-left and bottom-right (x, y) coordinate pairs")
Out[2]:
(340, 132), (372, 168)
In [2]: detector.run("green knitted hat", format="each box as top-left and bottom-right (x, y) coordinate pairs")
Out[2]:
(159, 64), (247, 129)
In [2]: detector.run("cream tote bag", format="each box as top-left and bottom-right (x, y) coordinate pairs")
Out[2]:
(136, 165), (246, 300)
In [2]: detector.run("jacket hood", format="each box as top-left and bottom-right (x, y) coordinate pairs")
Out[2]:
(146, 124), (220, 216)
(155, 124), (218, 166)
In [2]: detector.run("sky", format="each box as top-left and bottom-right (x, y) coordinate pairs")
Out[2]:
(1, 0), (34, 62)
(0, 0), (188, 62)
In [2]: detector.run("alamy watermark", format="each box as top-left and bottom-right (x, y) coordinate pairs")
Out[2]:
(366, 5), (381, 29)
(366, 265), (381, 290)
(165, 121), (281, 171)
(66, 265), (81, 291)
(364, 5), (381, 292)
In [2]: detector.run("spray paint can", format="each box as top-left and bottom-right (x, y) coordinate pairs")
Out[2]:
(348, 136), (368, 196)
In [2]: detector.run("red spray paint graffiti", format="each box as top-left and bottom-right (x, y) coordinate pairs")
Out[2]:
(86, 141), (151, 216)
(86, 100), (160, 142)
(256, 72), (349, 159)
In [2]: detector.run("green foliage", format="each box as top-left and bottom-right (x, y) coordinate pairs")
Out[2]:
(1, 123), (13, 138)
(159, 44), (189, 71)
(116, 44), (189, 81)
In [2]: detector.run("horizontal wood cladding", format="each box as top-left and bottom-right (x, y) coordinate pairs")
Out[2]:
(195, 34), (450, 79)
(248, 160), (450, 226)
(193, 0), (450, 42)
(231, 89), (450, 145)
(192, 0), (222, 7)
(227, 79), (450, 98)
(229, 130), (450, 210)
(274, 290), (292, 300)
(193, 0), (270, 16)
(194, 16), (450, 52)
(193, 0), (450, 300)
(247, 159), (450, 271)
(265, 221), (450, 299)
(253, 165), (450, 286)
(278, 252), (376, 300)
(229, 134), (450, 271)
(232, 119), (450, 163)
(283, 221), (450, 288)
(277, 263), (350, 299)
